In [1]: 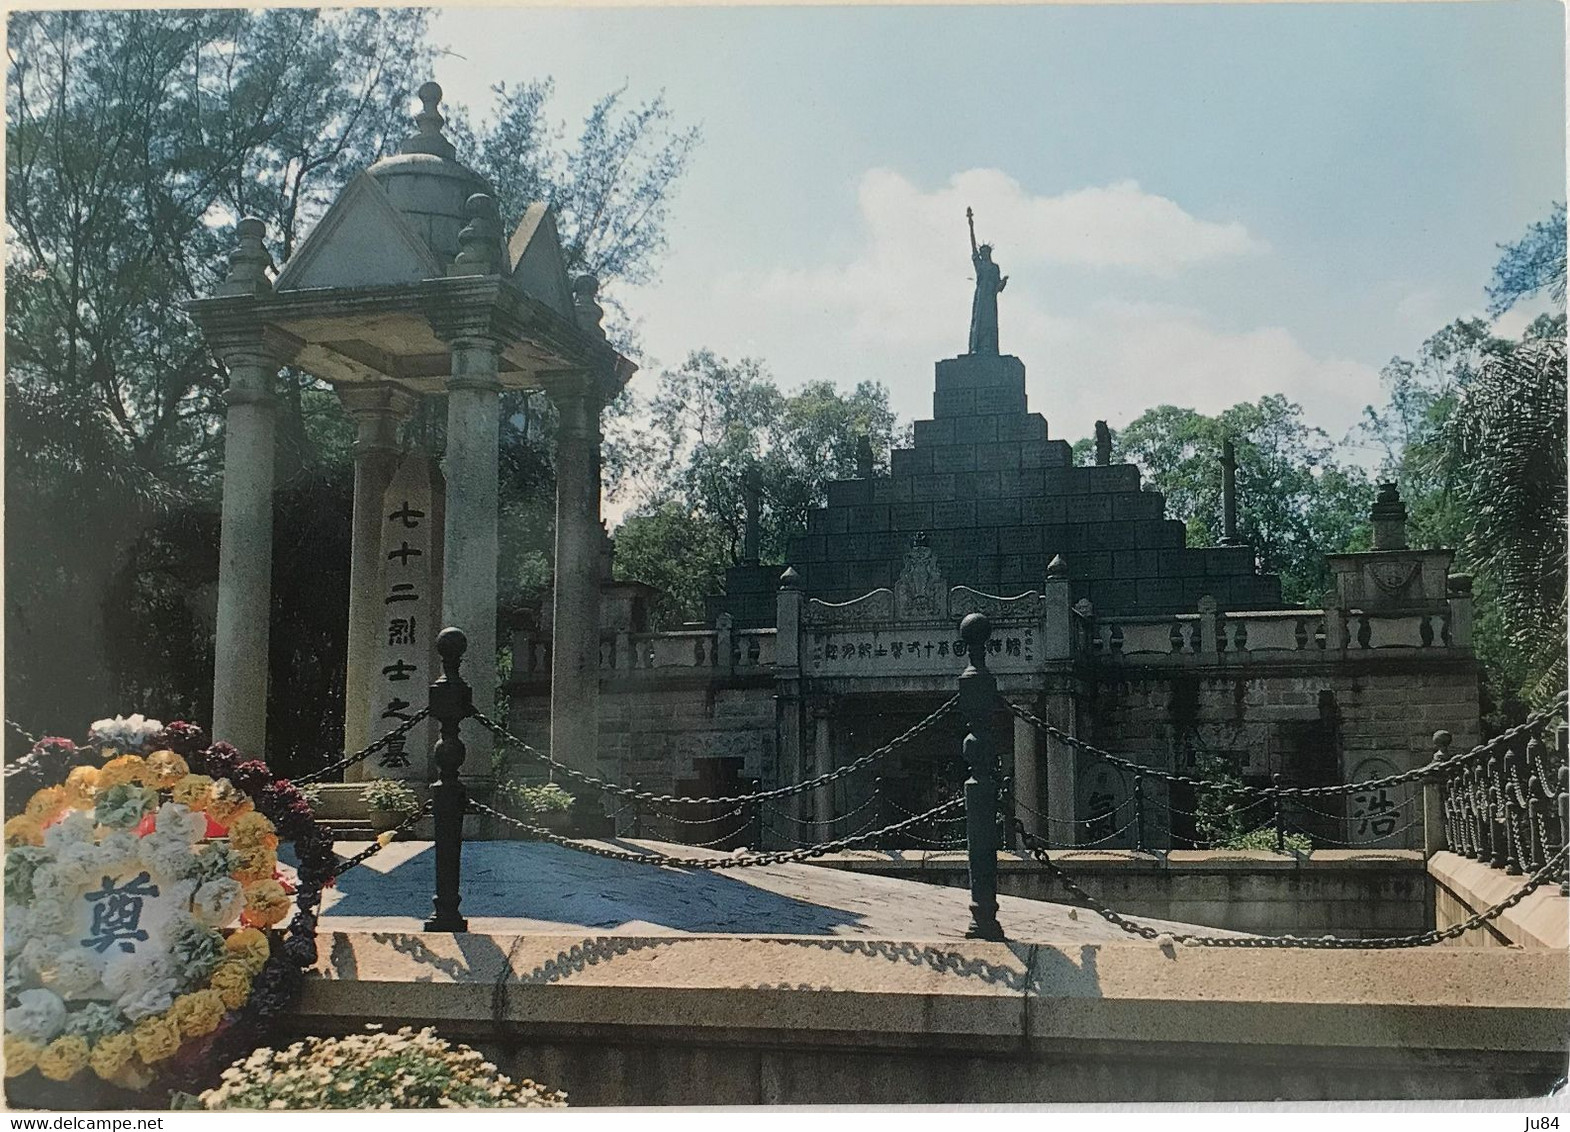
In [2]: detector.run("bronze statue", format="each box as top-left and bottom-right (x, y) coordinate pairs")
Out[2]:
(966, 207), (1007, 355)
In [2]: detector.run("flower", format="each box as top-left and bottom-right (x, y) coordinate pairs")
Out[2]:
(234, 842), (277, 883)
(95, 783), (161, 830)
(42, 809), (95, 851)
(25, 786), (69, 825)
(240, 880), (291, 928)
(50, 841), (101, 887)
(153, 801), (207, 844)
(224, 928), (271, 974)
(154, 721), (207, 759)
(19, 934), (70, 978)
(227, 811), (278, 852)
(4, 844), (51, 905)
(25, 895), (74, 938)
(192, 878), (245, 928)
(207, 961), (253, 1011)
(36, 1034), (91, 1081)
(61, 1002), (126, 1041)
(131, 1015), (182, 1063)
(170, 774), (215, 808)
(93, 830), (143, 875)
(5, 814), (44, 847)
(4, 1036), (42, 1077)
(205, 778), (253, 826)
(38, 945), (104, 998)
(61, 764), (101, 808)
(98, 754), (149, 790)
(102, 950), (178, 1000)
(6, 987), (68, 1043)
(138, 831), (199, 882)
(190, 842), (240, 886)
(88, 1032), (136, 1081)
(170, 989), (226, 1038)
(169, 914), (226, 980)
(89, 715), (164, 755)
(143, 749), (190, 789)
(119, 978), (178, 1024)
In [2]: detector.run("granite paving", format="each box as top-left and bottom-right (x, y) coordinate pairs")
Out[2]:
(317, 838), (1244, 942)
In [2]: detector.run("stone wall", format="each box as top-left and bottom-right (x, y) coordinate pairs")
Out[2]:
(297, 931), (1570, 1104)
(809, 849), (1432, 939)
(504, 682), (777, 801)
(1430, 851), (1568, 949)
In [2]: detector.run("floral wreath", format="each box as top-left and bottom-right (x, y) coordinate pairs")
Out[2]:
(3, 716), (333, 1099)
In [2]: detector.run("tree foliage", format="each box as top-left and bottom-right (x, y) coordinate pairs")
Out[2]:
(1486, 200), (1566, 318)
(1102, 396), (1375, 606)
(613, 350), (900, 627)
(5, 11), (697, 768)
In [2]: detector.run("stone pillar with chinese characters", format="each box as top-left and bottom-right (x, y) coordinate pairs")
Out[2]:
(365, 452), (437, 781)
(340, 385), (419, 773)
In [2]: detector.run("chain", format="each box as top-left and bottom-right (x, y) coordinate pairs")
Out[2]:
(469, 795), (965, 869)
(656, 803), (747, 827)
(472, 699), (956, 807)
(1005, 694), (1568, 799)
(1011, 817), (1566, 948)
(295, 709), (432, 785)
(765, 794), (875, 828)
(331, 801), (433, 878)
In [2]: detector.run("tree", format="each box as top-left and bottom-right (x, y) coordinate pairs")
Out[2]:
(1104, 397), (1375, 605)
(5, 12), (699, 769)
(613, 350), (902, 627)
(1362, 204), (1568, 719)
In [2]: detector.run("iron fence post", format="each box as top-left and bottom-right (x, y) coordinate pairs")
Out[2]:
(748, 777), (763, 849)
(424, 627), (471, 933)
(872, 776), (885, 849)
(1424, 730), (1450, 858)
(956, 613), (1004, 941)
(1133, 771), (1146, 854)
(630, 780), (644, 839)
(1272, 772), (1285, 853)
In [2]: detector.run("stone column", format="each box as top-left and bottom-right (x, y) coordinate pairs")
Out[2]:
(338, 385), (418, 775)
(777, 569), (809, 836)
(1014, 708), (1045, 840)
(548, 387), (604, 775)
(211, 336), (281, 757)
(1043, 691), (1079, 848)
(1220, 438), (1238, 545)
(813, 707), (835, 843)
(442, 337), (502, 779)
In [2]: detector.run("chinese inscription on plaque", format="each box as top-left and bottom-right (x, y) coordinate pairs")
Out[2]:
(368, 452), (434, 779)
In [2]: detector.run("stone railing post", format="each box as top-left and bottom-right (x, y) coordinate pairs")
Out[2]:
(957, 613), (1004, 941)
(716, 612), (735, 677)
(1424, 730), (1451, 858)
(1197, 595), (1219, 656)
(425, 627), (472, 933)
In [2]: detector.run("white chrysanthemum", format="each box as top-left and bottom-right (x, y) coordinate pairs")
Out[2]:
(28, 863), (74, 906)
(117, 978), (178, 1022)
(5, 986), (68, 1043)
(88, 713), (164, 753)
(19, 933), (68, 977)
(138, 832), (196, 882)
(43, 810), (95, 852)
(155, 802), (207, 845)
(101, 949), (177, 999)
(191, 877), (245, 928)
(94, 831), (142, 875)
(40, 945), (104, 998)
(52, 841), (101, 887)
(5, 915), (28, 957)
(25, 896), (74, 938)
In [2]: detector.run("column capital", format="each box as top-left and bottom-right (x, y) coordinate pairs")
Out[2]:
(337, 384), (420, 454)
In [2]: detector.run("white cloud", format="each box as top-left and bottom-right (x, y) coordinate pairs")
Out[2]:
(618, 166), (1381, 488)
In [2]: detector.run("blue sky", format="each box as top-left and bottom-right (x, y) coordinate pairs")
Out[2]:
(433, 2), (1564, 465)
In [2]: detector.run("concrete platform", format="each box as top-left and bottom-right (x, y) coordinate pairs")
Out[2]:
(318, 838), (1244, 941)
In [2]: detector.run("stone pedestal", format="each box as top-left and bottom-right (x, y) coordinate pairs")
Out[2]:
(441, 340), (501, 780)
(339, 385), (418, 776)
(211, 341), (280, 757)
(1014, 709), (1045, 840)
(1043, 693), (1079, 848)
(548, 389), (603, 775)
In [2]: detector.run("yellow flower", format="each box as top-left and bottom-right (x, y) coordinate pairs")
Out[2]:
(62, 764), (101, 808)
(228, 811), (278, 852)
(25, 785), (69, 824)
(208, 960), (255, 1010)
(5, 1035), (42, 1077)
(36, 1035), (90, 1081)
(225, 928), (272, 975)
(171, 773), (215, 808)
(98, 754), (148, 790)
(240, 879), (291, 928)
(4, 814), (44, 847)
(205, 778), (254, 825)
(88, 1033), (136, 1081)
(131, 1015), (182, 1064)
(234, 842), (278, 882)
(170, 990), (226, 1038)
(144, 748), (190, 789)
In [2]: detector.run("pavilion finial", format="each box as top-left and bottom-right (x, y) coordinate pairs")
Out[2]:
(573, 274), (607, 338)
(450, 194), (501, 276)
(216, 216), (274, 298)
(401, 81), (457, 160)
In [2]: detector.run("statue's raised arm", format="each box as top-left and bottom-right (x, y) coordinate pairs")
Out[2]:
(966, 206), (979, 258)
